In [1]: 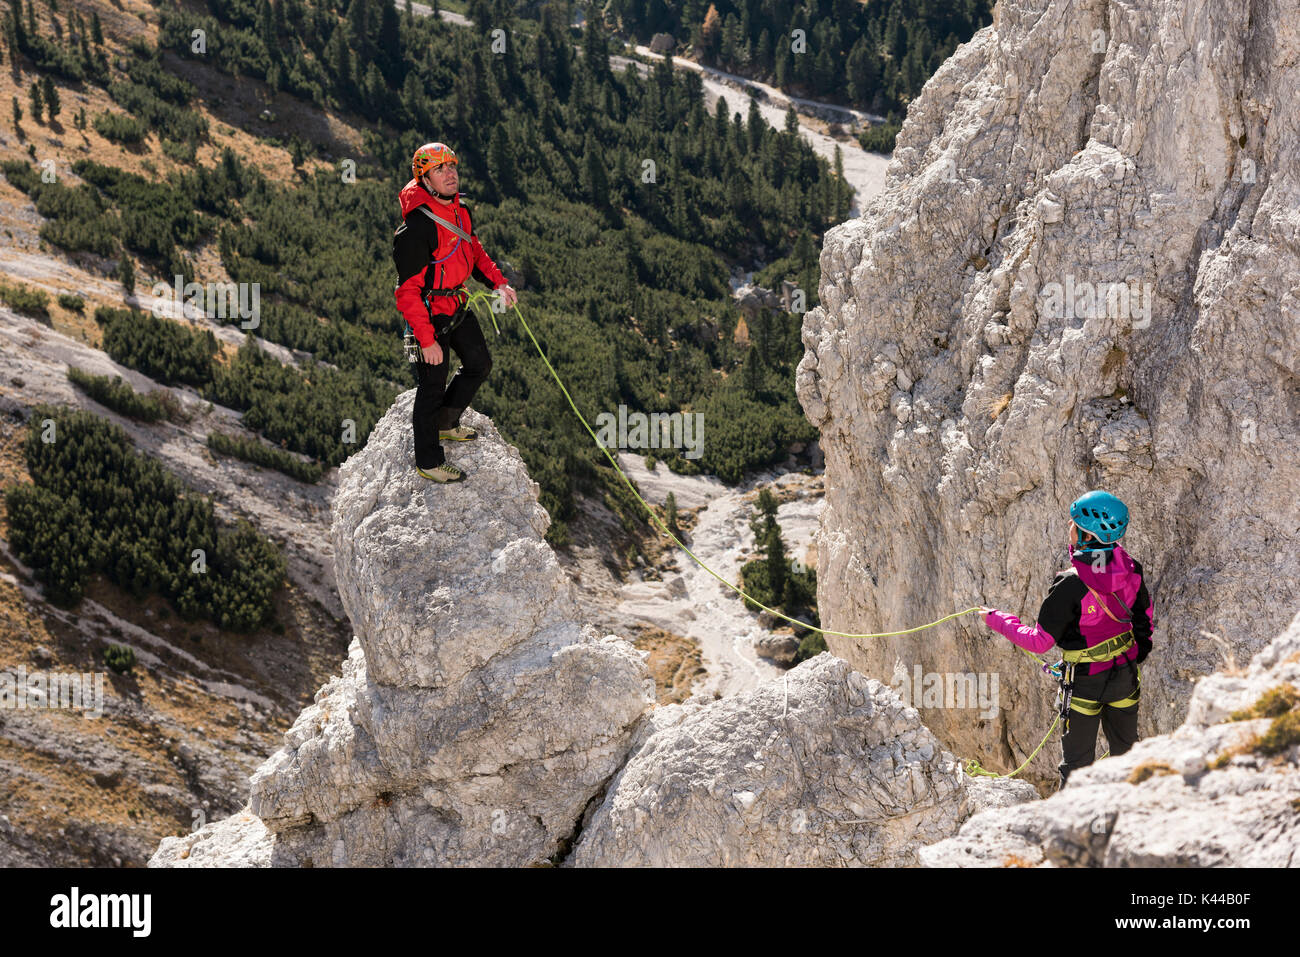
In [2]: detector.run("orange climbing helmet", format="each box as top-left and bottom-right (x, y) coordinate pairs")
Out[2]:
(412, 142), (457, 178)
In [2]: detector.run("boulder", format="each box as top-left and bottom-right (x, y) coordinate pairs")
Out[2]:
(570, 655), (1037, 866)
(152, 394), (652, 866)
(754, 632), (801, 664)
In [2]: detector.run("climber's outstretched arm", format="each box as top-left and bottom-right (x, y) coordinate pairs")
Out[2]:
(982, 572), (1078, 654)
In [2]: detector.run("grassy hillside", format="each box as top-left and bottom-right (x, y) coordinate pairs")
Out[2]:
(5, 0), (846, 545)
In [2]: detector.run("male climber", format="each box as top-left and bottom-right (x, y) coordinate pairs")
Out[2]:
(393, 141), (517, 483)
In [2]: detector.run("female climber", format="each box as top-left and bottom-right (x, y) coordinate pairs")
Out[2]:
(980, 490), (1155, 788)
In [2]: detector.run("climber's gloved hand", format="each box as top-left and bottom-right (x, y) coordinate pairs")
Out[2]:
(978, 606), (998, 630)
(496, 284), (518, 309)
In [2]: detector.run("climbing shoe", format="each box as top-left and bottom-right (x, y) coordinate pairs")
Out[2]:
(438, 425), (478, 442)
(417, 463), (466, 483)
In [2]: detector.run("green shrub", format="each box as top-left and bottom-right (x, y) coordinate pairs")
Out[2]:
(66, 367), (168, 421)
(1229, 684), (1300, 721)
(107, 78), (208, 144)
(93, 111), (148, 144)
(793, 632), (828, 664)
(1256, 711), (1300, 756)
(9, 20), (106, 84)
(0, 280), (51, 320)
(859, 121), (901, 154)
(0, 159), (122, 258)
(73, 161), (202, 261)
(7, 406), (286, 631)
(206, 337), (398, 468)
(740, 558), (778, 612)
(103, 644), (137, 675)
(161, 138), (197, 164)
(94, 307), (217, 388)
(58, 293), (86, 312)
(207, 431), (324, 484)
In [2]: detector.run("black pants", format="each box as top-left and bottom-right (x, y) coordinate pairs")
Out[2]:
(1060, 658), (1140, 787)
(412, 308), (492, 469)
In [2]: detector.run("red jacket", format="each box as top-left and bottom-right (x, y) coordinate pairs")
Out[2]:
(393, 179), (508, 347)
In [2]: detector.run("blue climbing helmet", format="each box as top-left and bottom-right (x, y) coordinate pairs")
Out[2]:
(1070, 490), (1129, 549)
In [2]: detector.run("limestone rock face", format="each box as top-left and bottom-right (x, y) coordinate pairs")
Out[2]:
(921, 610), (1300, 867)
(795, 0), (1300, 781)
(570, 655), (1037, 866)
(151, 394), (654, 866)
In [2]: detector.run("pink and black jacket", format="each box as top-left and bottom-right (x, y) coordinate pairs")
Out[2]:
(985, 544), (1154, 675)
(392, 179), (508, 348)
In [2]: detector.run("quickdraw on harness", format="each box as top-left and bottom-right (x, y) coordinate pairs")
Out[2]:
(400, 203), (475, 362)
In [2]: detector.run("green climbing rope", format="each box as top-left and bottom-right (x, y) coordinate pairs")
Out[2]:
(964, 716), (1059, 779)
(462, 292), (1066, 778)
(463, 291), (985, 642)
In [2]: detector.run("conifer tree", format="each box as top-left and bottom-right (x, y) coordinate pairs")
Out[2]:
(488, 124), (517, 198)
(27, 80), (42, 124)
(665, 491), (679, 536)
(583, 133), (610, 210)
(117, 252), (135, 296)
(767, 521), (787, 602)
(41, 75), (58, 121)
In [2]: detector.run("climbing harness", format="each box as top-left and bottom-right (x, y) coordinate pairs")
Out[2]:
(1067, 662), (1142, 717)
(402, 286), (470, 362)
(1060, 630), (1135, 664)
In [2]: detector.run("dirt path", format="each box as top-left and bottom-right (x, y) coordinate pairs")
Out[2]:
(606, 454), (824, 698)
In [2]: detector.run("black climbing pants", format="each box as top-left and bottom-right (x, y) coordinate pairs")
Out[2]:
(412, 307), (492, 470)
(1059, 658), (1140, 788)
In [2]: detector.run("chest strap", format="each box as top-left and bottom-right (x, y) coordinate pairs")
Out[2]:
(1085, 582), (1133, 625)
(1061, 630), (1135, 664)
(417, 204), (473, 243)
(423, 285), (468, 302)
